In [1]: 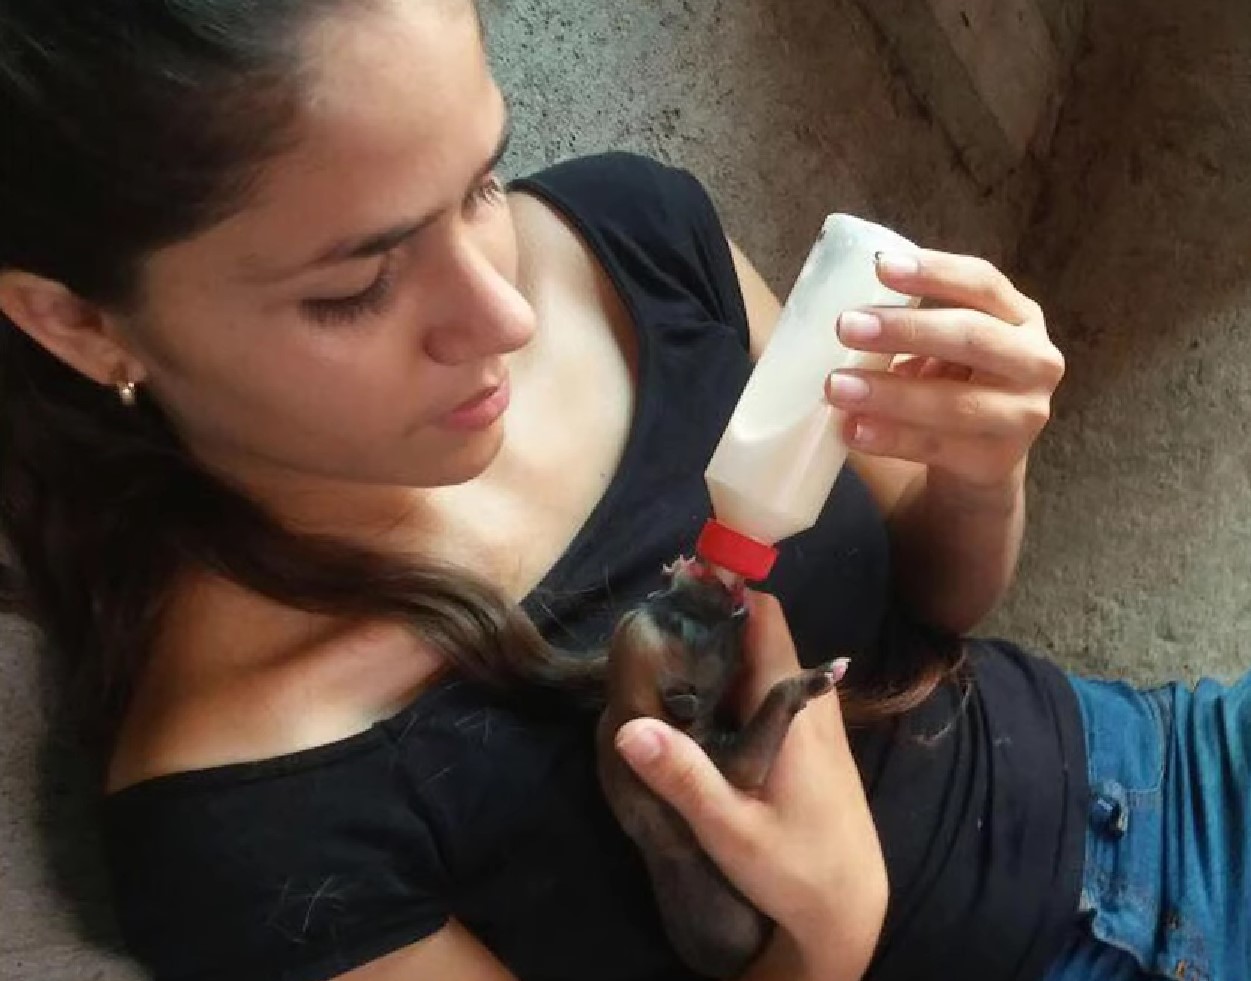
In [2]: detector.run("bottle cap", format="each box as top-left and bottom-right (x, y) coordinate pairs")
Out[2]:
(695, 518), (778, 582)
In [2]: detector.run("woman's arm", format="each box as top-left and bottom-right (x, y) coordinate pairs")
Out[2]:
(728, 239), (1062, 633)
(867, 458), (1026, 635)
(335, 919), (519, 980)
(737, 928), (863, 981)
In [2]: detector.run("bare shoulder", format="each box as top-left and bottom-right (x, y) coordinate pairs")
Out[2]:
(509, 186), (632, 325)
(508, 187), (583, 268)
(727, 236), (783, 361)
(106, 571), (444, 793)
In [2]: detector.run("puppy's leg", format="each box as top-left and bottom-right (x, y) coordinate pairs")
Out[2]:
(646, 849), (771, 979)
(715, 660), (845, 791)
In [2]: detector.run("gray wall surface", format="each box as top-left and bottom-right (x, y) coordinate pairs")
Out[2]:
(983, 0), (1251, 682)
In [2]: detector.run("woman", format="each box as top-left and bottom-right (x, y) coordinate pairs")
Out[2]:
(0, 2), (1244, 980)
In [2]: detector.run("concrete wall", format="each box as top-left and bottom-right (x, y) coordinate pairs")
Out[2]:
(855, 0), (1088, 186)
(490, 0), (1041, 286)
(1035, 0), (1090, 59)
(984, 0), (1251, 683)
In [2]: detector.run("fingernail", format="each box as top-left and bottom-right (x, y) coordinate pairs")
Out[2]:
(617, 721), (665, 766)
(830, 657), (851, 684)
(852, 421), (878, 445)
(876, 251), (920, 277)
(827, 372), (871, 403)
(839, 311), (881, 343)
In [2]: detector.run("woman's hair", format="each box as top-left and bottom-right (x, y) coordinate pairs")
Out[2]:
(0, 0), (960, 748)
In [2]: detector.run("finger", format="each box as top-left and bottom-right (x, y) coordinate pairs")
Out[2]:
(838, 307), (1062, 387)
(842, 418), (1022, 484)
(827, 372), (1050, 439)
(738, 591), (805, 711)
(616, 717), (759, 852)
(928, 360), (974, 382)
(889, 356), (970, 382)
(888, 355), (929, 379)
(873, 249), (1040, 328)
(916, 357), (972, 382)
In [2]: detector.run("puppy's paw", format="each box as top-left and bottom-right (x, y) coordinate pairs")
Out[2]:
(803, 657), (851, 699)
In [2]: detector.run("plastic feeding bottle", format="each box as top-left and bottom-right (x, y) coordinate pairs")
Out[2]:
(696, 214), (922, 582)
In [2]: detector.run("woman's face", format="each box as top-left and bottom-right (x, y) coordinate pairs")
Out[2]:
(126, 0), (534, 501)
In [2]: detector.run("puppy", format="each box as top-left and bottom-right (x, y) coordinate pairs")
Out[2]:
(596, 558), (844, 978)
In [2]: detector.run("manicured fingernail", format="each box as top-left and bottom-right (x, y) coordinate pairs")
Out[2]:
(875, 251), (920, 277)
(827, 372), (871, 403)
(839, 311), (881, 343)
(830, 657), (852, 683)
(852, 421), (878, 445)
(617, 721), (665, 766)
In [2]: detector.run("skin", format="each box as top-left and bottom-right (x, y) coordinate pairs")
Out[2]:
(0, 1), (1065, 978)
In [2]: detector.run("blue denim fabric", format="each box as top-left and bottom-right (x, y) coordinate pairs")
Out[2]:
(1041, 673), (1251, 981)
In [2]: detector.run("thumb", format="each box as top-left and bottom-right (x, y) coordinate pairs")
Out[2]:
(737, 590), (802, 712)
(615, 717), (748, 850)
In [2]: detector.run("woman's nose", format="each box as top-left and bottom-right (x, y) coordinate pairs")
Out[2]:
(422, 237), (535, 365)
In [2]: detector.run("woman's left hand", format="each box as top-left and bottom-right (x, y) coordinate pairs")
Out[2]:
(825, 249), (1065, 493)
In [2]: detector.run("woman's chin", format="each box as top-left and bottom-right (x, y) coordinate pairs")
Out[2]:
(429, 419), (508, 486)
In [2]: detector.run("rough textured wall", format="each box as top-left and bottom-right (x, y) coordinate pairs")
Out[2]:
(985, 0), (1251, 684)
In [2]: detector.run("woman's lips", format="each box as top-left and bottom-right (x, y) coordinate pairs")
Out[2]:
(439, 377), (512, 432)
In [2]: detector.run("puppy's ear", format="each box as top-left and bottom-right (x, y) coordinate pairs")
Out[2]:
(660, 687), (702, 724)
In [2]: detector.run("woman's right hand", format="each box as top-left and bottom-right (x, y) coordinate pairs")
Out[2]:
(614, 591), (888, 981)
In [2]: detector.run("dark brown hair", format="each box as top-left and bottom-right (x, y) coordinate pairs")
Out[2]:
(0, 0), (958, 750)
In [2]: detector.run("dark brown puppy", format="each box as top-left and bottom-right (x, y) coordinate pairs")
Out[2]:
(597, 558), (842, 979)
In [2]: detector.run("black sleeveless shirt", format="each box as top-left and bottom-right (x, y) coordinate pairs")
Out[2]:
(102, 153), (1088, 981)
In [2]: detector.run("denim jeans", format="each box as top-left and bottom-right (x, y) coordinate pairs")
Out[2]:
(1041, 673), (1251, 981)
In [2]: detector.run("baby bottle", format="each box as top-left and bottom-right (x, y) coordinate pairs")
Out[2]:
(696, 214), (922, 582)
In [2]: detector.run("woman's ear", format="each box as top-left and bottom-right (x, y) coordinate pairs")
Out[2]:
(0, 269), (146, 388)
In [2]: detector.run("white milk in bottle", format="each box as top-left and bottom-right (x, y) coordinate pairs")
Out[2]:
(696, 214), (922, 581)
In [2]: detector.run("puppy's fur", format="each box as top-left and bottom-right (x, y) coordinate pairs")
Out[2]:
(596, 559), (840, 978)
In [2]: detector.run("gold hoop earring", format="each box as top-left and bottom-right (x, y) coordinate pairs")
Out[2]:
(117, 380), (138, 408)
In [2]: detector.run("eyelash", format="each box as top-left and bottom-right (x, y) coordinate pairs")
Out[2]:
(472, 174), (506, 208)
(301, 174), (507, 328)
(302, 255), (397, 327)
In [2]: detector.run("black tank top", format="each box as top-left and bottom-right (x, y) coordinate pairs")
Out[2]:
(102, 153), (1088, 981)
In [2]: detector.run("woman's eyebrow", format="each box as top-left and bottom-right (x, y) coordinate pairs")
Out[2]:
(313, 119), (514, 266)
(243, 114), (513, 283)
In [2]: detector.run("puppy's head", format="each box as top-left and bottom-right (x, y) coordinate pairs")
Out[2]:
(609, 558), (748, 727)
